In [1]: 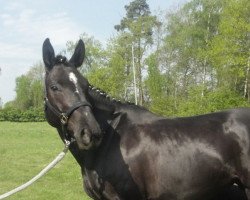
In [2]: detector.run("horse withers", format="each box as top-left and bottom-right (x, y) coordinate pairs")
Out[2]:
(43, 38), (249, 200)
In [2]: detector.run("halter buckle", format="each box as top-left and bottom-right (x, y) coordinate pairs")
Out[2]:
(60, 113), (68, 125)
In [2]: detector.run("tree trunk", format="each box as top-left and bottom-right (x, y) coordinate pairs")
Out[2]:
(201, 11), (211, 97)
(244, 57), (250, 101)
(137, 38), (144, 106)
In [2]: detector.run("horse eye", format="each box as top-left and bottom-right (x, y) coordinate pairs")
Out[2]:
(50, 85), (58, 91)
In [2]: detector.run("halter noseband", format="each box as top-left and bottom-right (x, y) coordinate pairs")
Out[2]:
(45, 97), (92, 142)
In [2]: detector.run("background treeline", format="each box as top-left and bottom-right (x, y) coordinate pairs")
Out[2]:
(1, 0), (250, 121)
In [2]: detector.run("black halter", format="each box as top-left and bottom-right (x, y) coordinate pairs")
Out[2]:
(44, 97), (92, 142)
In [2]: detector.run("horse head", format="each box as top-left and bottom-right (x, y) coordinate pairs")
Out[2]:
(43, 38), (101, 150)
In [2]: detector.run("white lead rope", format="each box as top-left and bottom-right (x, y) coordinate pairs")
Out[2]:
(0, 140), (71, 200)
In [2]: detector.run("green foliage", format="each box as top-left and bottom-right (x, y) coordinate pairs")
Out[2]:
(209, 0), (250, 97)
(177, 87), (248, 116)
(145, 54), (164, 99)
(205, 87), (248, 111)
(115, 0), (151, 31)
(3, 63), (44, 121)
(145, 53), (169, 112)
(88, 52), (127, 99)
(11, 63), (44, 111)
(66, 33), (107, 74)
(0, 107), (45, 122)
(30, 80), (44, 108)
(15, 75), (32, 110)
(144, 0), (250, 117)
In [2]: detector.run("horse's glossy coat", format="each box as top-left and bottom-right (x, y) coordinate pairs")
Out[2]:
(43, 39), (249, 200)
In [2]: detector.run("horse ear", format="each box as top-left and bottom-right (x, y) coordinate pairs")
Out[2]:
(69, 39), (85, 68)
(42, 38), (55, 70)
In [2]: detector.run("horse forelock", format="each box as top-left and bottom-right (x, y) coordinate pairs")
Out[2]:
(55, 55), (68, 65)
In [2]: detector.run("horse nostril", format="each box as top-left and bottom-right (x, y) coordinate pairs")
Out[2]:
(81, 129), (91, 144)
(80, 128), (101, 142)
(92, 134), (99, 140)
(93, 127), (102, 137)
(81, 129), (86, 137)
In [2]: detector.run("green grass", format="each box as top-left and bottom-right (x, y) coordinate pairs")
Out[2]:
(0, 122), (91, 200)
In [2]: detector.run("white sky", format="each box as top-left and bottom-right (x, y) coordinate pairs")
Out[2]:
(0, 0), (187, 104)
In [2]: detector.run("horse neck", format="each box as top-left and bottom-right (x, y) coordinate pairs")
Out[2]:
(88, 86), (160, 125)
(88, 86), (119, 115)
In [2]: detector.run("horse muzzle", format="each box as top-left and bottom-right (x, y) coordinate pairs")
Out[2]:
(75, 128), (102, 150)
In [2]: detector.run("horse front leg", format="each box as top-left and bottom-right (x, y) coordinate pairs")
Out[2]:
(214, 184), (248, 200)
(245, 188), (250, 200)
(101, 181), (123, 200)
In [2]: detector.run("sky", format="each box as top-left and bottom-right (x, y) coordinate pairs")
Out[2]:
(0, 0), (187, 105)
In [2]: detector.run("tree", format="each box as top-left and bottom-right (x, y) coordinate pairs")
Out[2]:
(0, 67), (3, 109)
(152, 0), (227, 115)
(7, 0), (249, 117)
(27, 62), (44, 108)
(115, 0), (159, 105)
(145, 53), (168, 114)
(210, 0), (250, 101)
(164, 0), (223, 90)
(66, 33), (107, 74)
(0, 67), (1, 108)
(13, 62), (44, 110)
(15, 75), (32, 110)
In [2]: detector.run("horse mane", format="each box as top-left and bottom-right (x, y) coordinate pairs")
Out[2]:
(88, 84), (146, 110)
(88, 85), (121, 105)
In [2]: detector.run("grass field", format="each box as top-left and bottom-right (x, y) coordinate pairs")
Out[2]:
(0, 122), (91, 200)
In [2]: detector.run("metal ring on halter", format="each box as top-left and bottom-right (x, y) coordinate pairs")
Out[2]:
(60, 113), (68, 125)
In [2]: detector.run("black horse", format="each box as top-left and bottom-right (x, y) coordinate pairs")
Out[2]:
(43, 38), (249, 200)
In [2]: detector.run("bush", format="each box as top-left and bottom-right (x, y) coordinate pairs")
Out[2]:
(177, 87), (249, 117)
(0, 107), (45, 122)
